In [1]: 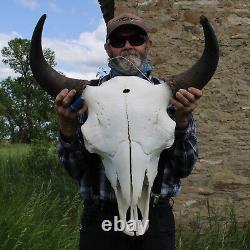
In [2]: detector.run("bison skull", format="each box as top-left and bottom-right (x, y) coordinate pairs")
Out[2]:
(81, 76), (175, 236)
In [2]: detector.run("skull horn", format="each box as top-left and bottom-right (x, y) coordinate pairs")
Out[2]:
(98, 0), (115, 24)
(30, 14), (88, 98)
(167, 15), (219, 94)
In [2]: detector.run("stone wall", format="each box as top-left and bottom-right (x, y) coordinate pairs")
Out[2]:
(116, 0), (250, 225)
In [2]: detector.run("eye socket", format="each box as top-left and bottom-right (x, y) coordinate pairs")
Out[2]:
(123, 89), (130, 93)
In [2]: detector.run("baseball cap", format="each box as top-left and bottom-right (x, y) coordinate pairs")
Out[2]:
(106, 13), (148, 39)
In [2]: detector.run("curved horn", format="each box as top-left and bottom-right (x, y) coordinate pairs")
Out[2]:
(30, 14), (88, 98)
(166, 15), (219, 94)
(98, 0), (115, 23)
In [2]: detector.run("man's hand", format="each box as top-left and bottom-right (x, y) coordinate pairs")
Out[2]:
(55, 88), (87, 142)
(170, 87), (202, 129)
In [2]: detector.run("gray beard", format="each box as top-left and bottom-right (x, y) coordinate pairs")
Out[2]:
(109, 50), (146, 76)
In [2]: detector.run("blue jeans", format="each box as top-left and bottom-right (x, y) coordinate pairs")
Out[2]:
(79, 198), (175, 250)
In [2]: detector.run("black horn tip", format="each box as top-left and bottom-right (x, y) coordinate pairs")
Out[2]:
(34, 14), (47, 34)
(200, 15), (208, 24)
(38, 14), (47, 24)
(167, 15), (219, 93)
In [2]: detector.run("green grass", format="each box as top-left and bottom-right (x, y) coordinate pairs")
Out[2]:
(176, 204), (250, 250)
(0, 143), (82, 250)
(0, 143), (249, 249)
(0, 143), (29, 158)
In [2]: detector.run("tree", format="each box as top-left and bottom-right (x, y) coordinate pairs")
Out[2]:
(0, 38), (58, 143)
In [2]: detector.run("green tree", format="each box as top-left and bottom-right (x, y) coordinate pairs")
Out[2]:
(0, 38), (58, 143)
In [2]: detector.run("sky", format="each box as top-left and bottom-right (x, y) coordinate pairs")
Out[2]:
(0, 0), (109, 81)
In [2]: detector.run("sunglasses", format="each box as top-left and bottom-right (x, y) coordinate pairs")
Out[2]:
(108, 34), (147, 48)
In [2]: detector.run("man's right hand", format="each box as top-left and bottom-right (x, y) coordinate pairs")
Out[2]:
(55, 88), (87, 142)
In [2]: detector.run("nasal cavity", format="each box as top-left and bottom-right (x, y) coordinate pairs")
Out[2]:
(123, 89), (130, 93)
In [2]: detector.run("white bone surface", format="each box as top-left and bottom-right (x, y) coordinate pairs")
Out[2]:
(81, 76), (175, 236)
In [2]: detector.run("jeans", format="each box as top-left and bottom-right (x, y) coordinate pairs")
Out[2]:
(79, 198), (175, 250)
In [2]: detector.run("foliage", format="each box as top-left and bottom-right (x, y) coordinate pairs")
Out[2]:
(24, 139), (60, 175)
(0, 144), (81, 250)
(0, 38), (58, 143)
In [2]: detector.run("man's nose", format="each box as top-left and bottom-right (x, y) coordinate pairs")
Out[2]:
(123, 40), (133, 49)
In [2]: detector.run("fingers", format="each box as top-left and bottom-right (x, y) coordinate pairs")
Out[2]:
(63, 89), (77, 108)
(55, 88), (77, 108)
(176, 90), (192, 106)
(55, 88), (88, 121)
(170, 97), (183, 109)
(171, 87), (202, 129)
(55, 89), (77, 118)
(55, 88), (69, 106)
(187, 87), (203, 100)
(170, 87), (203, 119)
(173, 88), (202, 107)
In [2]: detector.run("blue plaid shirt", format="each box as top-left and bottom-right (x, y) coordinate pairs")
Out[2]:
(57, 76), (198, 201)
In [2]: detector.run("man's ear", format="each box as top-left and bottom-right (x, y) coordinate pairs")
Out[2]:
(104, 43), (112, 57)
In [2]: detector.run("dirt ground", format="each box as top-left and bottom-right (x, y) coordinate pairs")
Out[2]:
(116, 0), (250, 225)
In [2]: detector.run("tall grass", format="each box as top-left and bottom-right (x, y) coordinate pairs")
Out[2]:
(176, 201), (250, 250)
(0, 143), (249, 249)
(0, 143), (29, 158)
(0, 143), (82, 249)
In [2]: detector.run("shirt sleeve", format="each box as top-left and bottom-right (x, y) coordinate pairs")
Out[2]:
(56, 126), (94, 181)
(166, 105), (198, 178)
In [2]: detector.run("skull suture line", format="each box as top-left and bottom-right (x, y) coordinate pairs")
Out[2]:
(81, 76), (175, 236)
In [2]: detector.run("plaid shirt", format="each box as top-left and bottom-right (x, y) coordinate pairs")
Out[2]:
(57, 76), (198, 201)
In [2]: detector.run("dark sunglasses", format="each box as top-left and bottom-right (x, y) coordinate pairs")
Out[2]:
(108, 34), (147, 48)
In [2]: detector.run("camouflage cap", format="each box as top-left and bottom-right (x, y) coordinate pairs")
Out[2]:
(106, 13), (148, 39)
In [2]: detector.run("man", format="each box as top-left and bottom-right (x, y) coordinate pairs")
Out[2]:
(56, 13), (202, 250)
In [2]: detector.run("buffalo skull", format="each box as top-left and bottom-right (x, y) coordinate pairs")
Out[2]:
(82, 76), (175, 235)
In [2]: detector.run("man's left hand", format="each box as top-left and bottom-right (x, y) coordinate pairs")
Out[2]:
(170, 87), (202, 129)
